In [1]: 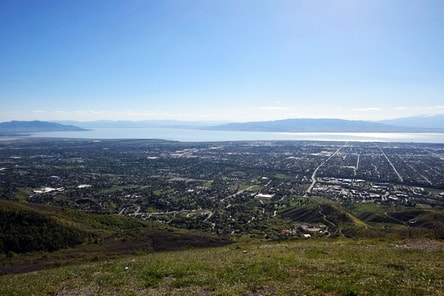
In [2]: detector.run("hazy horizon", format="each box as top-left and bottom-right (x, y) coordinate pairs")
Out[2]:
(1, 1), (444, 122)
(1, 113), (443, 125)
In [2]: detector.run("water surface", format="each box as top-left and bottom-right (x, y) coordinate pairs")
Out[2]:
(15, 128), (444, 143)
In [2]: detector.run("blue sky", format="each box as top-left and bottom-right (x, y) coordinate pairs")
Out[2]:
(1, 0), (443, 122)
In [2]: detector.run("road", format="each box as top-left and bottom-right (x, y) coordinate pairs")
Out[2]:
(354, 153), (360, 176)
(318, 206), (343, 237)
(305, 144), (344, 195)
(378, 146), (404, 182)
(384, 212), (407, 226)
(406, 162), (432, 186)
(221, 185), (256, 202)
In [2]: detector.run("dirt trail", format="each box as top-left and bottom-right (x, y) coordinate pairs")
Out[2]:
(318, 206), (343, 237)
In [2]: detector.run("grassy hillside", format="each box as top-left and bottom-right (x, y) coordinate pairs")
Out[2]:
(0, 205), (89, 253)
(346, 203), (444, 238)
(278, 198), (444, 239)
(0, 201), (230, 274)
(1, 200), (443, 295)
(0, 200), (148, 254)
(1, 238), (443, 295)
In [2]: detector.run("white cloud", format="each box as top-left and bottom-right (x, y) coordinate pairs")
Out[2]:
(418, 106), (444, 111)
(353, 107), (381, 112)
(260, 106), (288, 111)
(395, 106), (407, 111)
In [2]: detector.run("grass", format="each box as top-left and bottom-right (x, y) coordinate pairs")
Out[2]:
(0, 200), (229, 274)
(153, 188), (174, 196)
(101, 185), (141, 193)
(346, 202), (400, 216)
(0, 199), (148, 234)
(274, 174), (287, 180)
(202, 181), (213, 188)
(349, 202), (382, 213)
(13, 188), (29, 201)
(336, 205), (368, 228)
(1, 237), (443, 295)
(344, 213), (368, 228)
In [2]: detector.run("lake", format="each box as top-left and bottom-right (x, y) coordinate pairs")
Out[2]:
(3, 128), (440, 143)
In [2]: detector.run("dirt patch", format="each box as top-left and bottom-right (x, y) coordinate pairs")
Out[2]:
(54, 284), (99, 296)
(394, 238), (444, 252)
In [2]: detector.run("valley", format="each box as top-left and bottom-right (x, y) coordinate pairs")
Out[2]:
(1, 138), (443, 294)
(1, 139), (443, 240)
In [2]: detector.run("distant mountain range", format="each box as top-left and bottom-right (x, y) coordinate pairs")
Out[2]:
(378, 115), (444, 129)
(55, 115), (443, 132)
(208, 116), (444, 133)
(0, 121), (87, 134)
(57, 120), (228, 129)
(0, 115), (443, 134)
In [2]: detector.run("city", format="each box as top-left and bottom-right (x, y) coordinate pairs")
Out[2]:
(1, 138), (443, 239)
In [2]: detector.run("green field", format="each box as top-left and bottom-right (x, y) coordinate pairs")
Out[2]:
(1, 238), (443, 295)
(202, 181), (213, 188)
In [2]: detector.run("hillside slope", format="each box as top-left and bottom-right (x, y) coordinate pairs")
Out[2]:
(0, 200), (147, 254)
(1, 238), (443, 295)
(0, 201), (231, 274)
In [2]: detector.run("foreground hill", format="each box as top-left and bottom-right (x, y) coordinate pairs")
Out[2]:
(0, 200), (148, 254)
(0, 200), (230, 274)
(1, 237), (443, 295)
